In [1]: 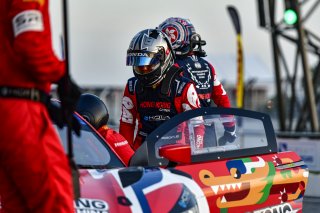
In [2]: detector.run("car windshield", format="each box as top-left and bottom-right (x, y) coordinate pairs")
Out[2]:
(54, 117), (124, 169)
(154, 113), (268, 156)
(131, 108), (277, 167)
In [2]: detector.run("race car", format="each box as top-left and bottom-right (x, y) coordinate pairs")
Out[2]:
(57, 107), (309, 213)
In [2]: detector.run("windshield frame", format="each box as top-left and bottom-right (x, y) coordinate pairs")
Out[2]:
(55, 113), (126, 169)
(131, 107), (277, 167)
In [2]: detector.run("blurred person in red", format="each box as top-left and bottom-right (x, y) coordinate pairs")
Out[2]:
(76, 93), (134, 166)
(0, 0), (81, 212)
(119, 29), (204, 151)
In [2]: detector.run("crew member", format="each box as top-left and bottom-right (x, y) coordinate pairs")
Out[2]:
(0, 0), (78, 212)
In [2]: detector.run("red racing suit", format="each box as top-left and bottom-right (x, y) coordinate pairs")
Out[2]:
(119, 65), (205, 150)
(0, 0), (74, 212)
(98, 125), (134, 166)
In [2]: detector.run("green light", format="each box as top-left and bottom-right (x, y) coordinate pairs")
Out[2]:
(284, 9), (298, 25)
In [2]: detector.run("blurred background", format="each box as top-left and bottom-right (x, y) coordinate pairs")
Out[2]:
(49, 0), (279, 124)
(50, 1), (320, 210)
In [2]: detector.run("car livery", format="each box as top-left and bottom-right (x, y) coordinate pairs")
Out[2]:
(55, 108), (308, 213)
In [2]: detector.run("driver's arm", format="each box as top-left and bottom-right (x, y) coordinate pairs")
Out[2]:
(176, 83), (205, 148)
(209, 63), (232, 108)
(119, 83), (137, 148)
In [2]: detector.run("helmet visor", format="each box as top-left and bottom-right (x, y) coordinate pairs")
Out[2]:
(126, 50), (161, 66)
(133, 63), (160, 75)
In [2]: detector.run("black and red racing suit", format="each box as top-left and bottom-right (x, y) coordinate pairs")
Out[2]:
(119, 65), (204, 150)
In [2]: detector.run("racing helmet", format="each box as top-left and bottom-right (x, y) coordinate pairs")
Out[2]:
(126, 29), (175, 86)
(75, 93), (109, 130)
(158, 17), (206, 57)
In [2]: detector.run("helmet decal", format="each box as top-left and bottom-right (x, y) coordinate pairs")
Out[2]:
(158, 17), (195, 55)
(164, 26), (179, 44)
(159, 17), (206, 56)
(141, 30), (156, 50)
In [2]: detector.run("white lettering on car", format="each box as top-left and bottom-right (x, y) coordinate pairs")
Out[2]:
(74, 198), (109, 213)
(253, 202), (296, 213)
(114, 140), (129, 147)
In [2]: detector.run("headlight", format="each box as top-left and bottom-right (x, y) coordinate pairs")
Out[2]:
(170, 185), (199, 213)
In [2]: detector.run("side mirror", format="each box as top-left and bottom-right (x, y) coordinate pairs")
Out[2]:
(159, 144), (191, 164)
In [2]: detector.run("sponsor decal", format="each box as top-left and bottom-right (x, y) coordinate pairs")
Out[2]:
(114, 140), (128, 147)
(159, 108), (171, 112)
(74, 198), (109, 213)
(144, 115), (170, 121)
(139, 101), (171, 109)
(127, 52), (149, 57)
(197, 93), (211, 100)
(186, 62), (211, 89)
(161, 133), (181, 140)
(196, 135), (203, 148)
(253, 202), (298, 213)
(121, 96), (134, 124)
(12, 10), (44, 37)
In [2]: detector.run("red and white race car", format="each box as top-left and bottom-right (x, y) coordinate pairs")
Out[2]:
(56, 107), (308, 213)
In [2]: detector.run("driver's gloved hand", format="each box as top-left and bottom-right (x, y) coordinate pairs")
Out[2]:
(47, 99), (81, 136)
(56, 75), (82, 136)
(218, 126), (237, 146)
(57, 75), (82, 113)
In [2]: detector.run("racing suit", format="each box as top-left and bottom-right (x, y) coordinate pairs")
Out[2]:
(119, 65), (204, 151)
(175, 55), (236, 145)
(98, 125), (134, 166)
(175, 54), (231, 108)
(0, 0), (74, 212)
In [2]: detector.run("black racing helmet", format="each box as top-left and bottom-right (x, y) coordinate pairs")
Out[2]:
(75, 93), (109, 130)
(126, 28), (175, 86)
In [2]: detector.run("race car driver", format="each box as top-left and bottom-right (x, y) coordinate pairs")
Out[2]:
(119, 28), (204, 150)
(76, 93), (134, 166)
(158, 17), (236, 144)
(0, 0), (78, 212)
